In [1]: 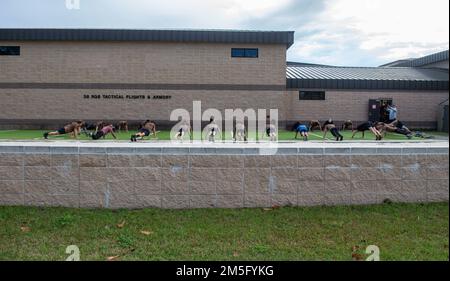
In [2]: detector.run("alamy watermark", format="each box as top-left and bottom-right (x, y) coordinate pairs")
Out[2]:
(365, 245), (380, 261)
(65, 0), (80, 10)
(169, 101), (280, 154)
(65, 245), (80, 261)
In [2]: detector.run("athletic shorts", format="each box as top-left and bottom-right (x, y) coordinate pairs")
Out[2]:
(92, 131), (104, 140)
(357, 123), (371, 131)
(388, 119), (397, 124)
(330, 128), (340, 137)
(396, 128), (409, 135)
(139, 128), (150, 136)
(57, 128), (66, 134)
(395, 121), (404, 129)
(296, 125), (308, 133)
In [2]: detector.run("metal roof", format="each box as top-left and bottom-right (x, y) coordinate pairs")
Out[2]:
(286, 61), (334, 67)
(409, 50), (449, 67)
(0, 28), (295, 48)
(379, 59), (414, 67)
(380, 50), (449, 67)
(286, 66), (449, 90)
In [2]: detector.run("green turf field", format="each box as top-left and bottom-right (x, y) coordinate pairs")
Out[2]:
(0, 203), (448, 261)
(0, 129), (445, 141)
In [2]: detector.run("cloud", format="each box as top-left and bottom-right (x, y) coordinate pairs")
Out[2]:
(0, 0), (448, 66)
(284, 0), (449, 65)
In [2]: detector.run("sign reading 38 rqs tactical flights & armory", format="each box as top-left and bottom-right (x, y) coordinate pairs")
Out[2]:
(83, 94), (172, 100)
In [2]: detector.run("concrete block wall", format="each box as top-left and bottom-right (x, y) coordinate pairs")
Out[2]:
(0, 142), (448, 209)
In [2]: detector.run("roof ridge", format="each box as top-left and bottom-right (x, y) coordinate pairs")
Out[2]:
(0, 27), (296, 33)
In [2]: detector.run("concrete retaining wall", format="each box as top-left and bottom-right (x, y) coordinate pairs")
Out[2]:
(0, 141), (448, 209)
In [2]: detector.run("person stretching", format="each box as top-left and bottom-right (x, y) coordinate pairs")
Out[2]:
(175, 120), (192, 141)
(130, 120), (157, 142)
(294, 122), (309, 141)
(91, 124), (117, 140)
(263, 120), (277, 142)
(352, 121), (383, 140)
(380, 121), (413, 139)
(44, 121), (83, 139)
(232, 122), (247, 142)
(322, 119), (343, 141)
(204, 117), (220, 142)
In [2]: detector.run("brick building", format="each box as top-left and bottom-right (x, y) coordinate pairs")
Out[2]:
(0, 29), (448, 129)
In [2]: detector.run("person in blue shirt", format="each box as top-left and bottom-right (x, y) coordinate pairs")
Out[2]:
(294, 122), (309, 141)
(386, 104), (398, 123)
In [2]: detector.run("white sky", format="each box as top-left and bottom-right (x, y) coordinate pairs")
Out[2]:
(0, 0), (448, 66)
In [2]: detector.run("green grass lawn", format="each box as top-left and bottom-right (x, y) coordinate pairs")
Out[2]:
(0, 203), (448, 261)
(0, 129), (444, 141)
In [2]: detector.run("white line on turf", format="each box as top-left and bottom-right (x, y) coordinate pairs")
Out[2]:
(309, 132), (331, 140)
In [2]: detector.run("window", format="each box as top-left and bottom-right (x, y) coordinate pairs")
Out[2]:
(299, 91), (326, 100)
(231, 48), (258, 58)
(0, 46), (20, 56)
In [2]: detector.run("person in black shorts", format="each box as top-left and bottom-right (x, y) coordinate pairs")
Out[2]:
(232, 122), (247, 142)
(174, 120), (192, 141)
(381, 120), (413, 139)
(352, 121), (383, 140)
(323, 119), (343, 141)
(130, 120), (156, 142)
(204, 116), (220, 142)
(263, 119), (277, 141)
(81, 121), (106, 137)
(43, 121), (83, 139)
(91, 124), (117, 140)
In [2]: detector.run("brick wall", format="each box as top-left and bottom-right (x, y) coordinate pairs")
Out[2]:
(285, 89), (449, 128)
(0, 89), (284, 122)
(0, 142), (448, 208)
(0, 41), (286, 85)
(0, 41), (288, 129)
(1, 87), (447, 129)
(0, 89), (287, 128)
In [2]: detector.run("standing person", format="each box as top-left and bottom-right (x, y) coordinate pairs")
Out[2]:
(386, 104), (398, 123)
(352, 121), (383, 140)
(294, 122), (309, 141)
(43, 121), (83, 139)
(91, 124), (117, 140)
(322, 119), (343, 141)
(130, 120), (157, 142)
(174, 120), (192, 141)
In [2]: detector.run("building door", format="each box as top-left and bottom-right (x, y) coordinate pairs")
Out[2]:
(443, 105), (449, 132)
(368, 99), (393, 122)
(368, 99), (380, 122)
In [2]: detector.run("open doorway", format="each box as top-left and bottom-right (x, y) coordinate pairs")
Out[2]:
(368, 98), (393, 123)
